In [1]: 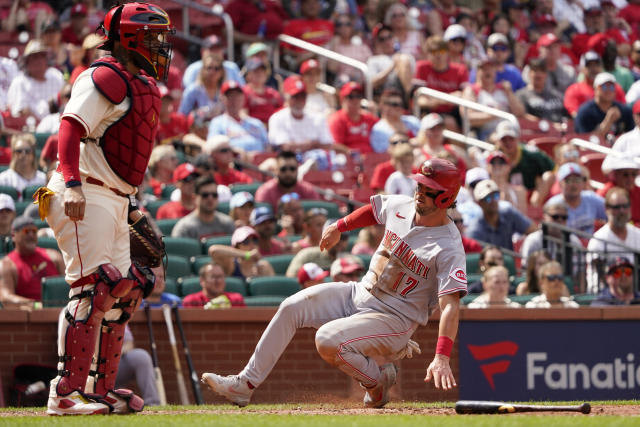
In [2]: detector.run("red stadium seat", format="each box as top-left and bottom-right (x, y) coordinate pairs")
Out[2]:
(528, 137), (563, 158)
(580, 152), (606, 183)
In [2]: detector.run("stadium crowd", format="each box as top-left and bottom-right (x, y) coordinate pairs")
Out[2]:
(0, 0), (639, 319)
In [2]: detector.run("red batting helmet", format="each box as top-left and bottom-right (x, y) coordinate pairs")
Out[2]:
(99, 2), (174, 82)
(410, 159), (461, 209)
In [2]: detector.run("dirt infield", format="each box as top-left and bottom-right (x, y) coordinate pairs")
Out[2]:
(1, 403), (638, 417)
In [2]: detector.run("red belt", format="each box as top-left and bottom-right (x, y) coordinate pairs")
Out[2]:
(86, 176), (130, 198)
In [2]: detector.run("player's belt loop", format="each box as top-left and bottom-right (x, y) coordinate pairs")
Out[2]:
(86, 176), (131, 198)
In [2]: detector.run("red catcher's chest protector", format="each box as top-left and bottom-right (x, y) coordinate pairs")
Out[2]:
(90, 56), (160, 186)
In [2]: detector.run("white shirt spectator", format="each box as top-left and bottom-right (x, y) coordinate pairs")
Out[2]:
(0, 168), (46, 197)
(0, 57), (19, 111)
(467, 293), (521, 308)
(7, 67), (64, 120)
(384, 171), (416, 196)
(35, 112), (60, 134)
(268, 107), (334, 147)
(525, 294), (579, 308)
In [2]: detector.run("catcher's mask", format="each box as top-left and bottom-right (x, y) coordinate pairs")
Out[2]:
(99, 2), (174, 82)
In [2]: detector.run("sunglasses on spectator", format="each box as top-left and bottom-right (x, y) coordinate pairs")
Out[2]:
(390, 138), (409, 145)
(280, 192), (300, 203)
(336, 21), (351, 27)
(482, 193), (500, 203)
(14, 148), (32, 154)
(199, 191), (218, 198)
(617, 170), (638, 177)
(606, 203), (630, 210)
(384, 101), (403, 108)
(378, 35), (393, 42)
(347, 93), (363, 100)
(241, 237), (259, 245)
(453, 218), (464, 225)
(610, 267), (633, 278)
(181, 174), (197, 183)
(491, 44), (509, 51)
(544, 274), (564, 282)
(565, 176), (586, 184)
(599, 82), (616, 91)
(451, 37), (466, 43)
(548, 213), (568, 221)
(205, 65), (223, 71)
(279, 166), (297, 173)
(307, 207), (328, 217)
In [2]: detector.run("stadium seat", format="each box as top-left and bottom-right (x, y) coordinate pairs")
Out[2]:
(527, 137), (562, 158)
(165, 255), (192, 281)
(144, 200), (168, 218)
(190, 255), (211, 274)
(34, 132), (51, 149)
(156, 218), (179, 236)
(224, 277), (247, 295)
(263, 254), (294, 275)
(461, 293), (479, 305)
(37, 237), (59, 251)
(300, 200), (341, 218)
(14, 201), (29, 216)
(466, 253), (517, 277)
(202, 235), (232, 253)
(22, 185), (42, 201)
(161, 185), (176, 199)
(163, 236), (202, 258)
(509, 294), (540, 305)
(580, 152), (606, 183)
(230, 182), (261, 195)
(178, 276), (201, 297)
(1, 236), (13, 253)
(34, 219), (48, 229)
(247, 276), (301, 297)
(0, 185), (19, 200)
(41, 276), (69, 308)
(164, 277), (179, 296)
(572, 294), (596, 306)
(216, 201), (230, 215)
(244, 295), (285, 306)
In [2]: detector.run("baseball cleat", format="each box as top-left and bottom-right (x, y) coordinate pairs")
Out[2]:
(46, 391), (112, 416)
(97, 389), (145, 414)
(363, 363), (397, 408)
(201, 373), (253, 407)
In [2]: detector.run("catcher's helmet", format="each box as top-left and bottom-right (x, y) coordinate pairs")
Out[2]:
(99, 2), (174, 81)
(410, 159), (461, 209)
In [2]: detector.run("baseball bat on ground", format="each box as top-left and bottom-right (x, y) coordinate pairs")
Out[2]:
(455, 401), (591, 415)
(162, 304), (190, 405)
(172, 304), (204, 405)
(144, 303), (167, 405)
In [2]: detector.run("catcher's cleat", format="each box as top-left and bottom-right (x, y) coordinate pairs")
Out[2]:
(95, 389), (145, 414)
(201, 373), (253, 407)
(46, 391), (112, 416)
(363, 363), (397, 408)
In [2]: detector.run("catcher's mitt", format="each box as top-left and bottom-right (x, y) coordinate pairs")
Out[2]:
(129, 212), (165, 268)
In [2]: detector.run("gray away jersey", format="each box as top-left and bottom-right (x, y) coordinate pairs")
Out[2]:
(362, 194), (467, 325)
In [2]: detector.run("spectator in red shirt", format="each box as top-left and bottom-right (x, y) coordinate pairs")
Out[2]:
(572, 7), (606, 59)
(598, 158), (640, 225)
(156, 85), (191, 145)
(250, 206), (288, 255)
(414, 35), (469, 128)
(225, 0), (287, 44)
(282, 0), (334, 69)
(370, 132), (413, 193)
(255, 150), (320, 212)
(564, 51), (626, 118)
(448, 206), (482, 253)
(243, 57), (283, 124)
(182, 263), (246, 308)
(619, 0), (640, 36)
(414, 113), (468, 180)
(61, 4), (89, 46)
(203, 135), (253, 187)
(156, 163), (199, 220)
(327, 82), (378, 155)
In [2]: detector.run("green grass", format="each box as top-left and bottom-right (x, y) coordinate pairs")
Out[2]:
(0, 402), (637, 427)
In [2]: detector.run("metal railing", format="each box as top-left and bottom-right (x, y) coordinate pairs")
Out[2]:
(413, 87), (519, 135)
(273, 34), (372, 101)
(570, 137), (640, 165)
(442, 129), (494, 151)
(161, 0), (235, 62)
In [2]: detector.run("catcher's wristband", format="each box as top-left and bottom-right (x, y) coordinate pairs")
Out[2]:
(65, 180), (81, 188)
(436, 336), (453, 357)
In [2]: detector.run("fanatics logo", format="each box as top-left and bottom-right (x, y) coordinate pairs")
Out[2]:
(450, 268), (467, 283)
(467, 341), (519, 390)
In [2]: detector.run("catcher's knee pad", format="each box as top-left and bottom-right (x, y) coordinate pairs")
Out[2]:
(56, 264), (135, 396)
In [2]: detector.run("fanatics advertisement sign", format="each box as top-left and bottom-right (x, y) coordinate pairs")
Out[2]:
(459, 321), (640, 400)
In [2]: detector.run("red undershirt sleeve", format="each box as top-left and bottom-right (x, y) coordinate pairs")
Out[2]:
(336, 204), (378, 232)
(58, 117), (84, 187)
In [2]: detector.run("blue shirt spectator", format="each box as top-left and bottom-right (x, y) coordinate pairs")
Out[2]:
(178, 83), (225, 116)
(183, 60), (245, 89)
(145, 292), (182, 308)
(370, 115), (420, 153)
(208, 112), (269, 152)
(469, 63), (526, 92)
(547, 191), (606, 234)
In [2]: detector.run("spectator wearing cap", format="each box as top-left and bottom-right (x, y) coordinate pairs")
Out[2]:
(276, 192), (305, 237)
(209, 226), (275, 283)
(2, 0), (54, 36)
(493, 120), (555, 206)
(244, 42), (280, 90)
(7, 39), (64, 120)
(172, 175), (235, 240)
(370, 89), (420, 154)
(571, 7), (606, 59)
(155, 163), (199, 220)
(286, 228), (350, 277)
(243, 57), (283, 124)
(327, 82), (378, 154)
(467, 179), (535, 251)
(0, 194), (15, 237)
(207, 81), (268, 154)
(61, 3), (89, 46)
(516, 57), (567, 124)
(383, 3), (424, 58)
(469, 33), (525, 92)
(591, 257), (640, 306)
(414, 113), (468, 179)
(224, 0), (287, 44)
(525, 261), (579, 308)
(587, 187), (640, 292)
(281, 0), (334, 69)
(268, 75), (334, 155)
(366, 24), (414, 97)
(292, 207), (328, 253)
(443, 23), (469, 66)
(453, 166), (489, 226)
(0, 54), (18, 112)
(182, 35), (244, 89)
(229, 191), (255, 227)
(330, 255), (365, 282)
(297, 262), (329, 288)
(414, 35), (469, 125)
(547, 162), (606, 234)
(179, 55), (227, 117)
(485, 150), (527, 214)
(599, 146), (640, 225)
(564, 51), (626, 117)
(326, 13), (372, 85)
(575, 72), (634, 138)
(523, 33), (576, 95)
(155, 85), (192, 146)
(183, 263), (246, 308)
(0, 133), (46, 199)
(0, 216), (64, 308)
(369, 132), (415, 193)
(202, 135), (253, 186)
(250, 206), (288, 255)
(255, 150), (320, 212)
(298, 59), (335, 117)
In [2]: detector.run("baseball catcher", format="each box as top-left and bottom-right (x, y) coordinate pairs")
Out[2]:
(202, 159), (467, 408)
(34, 2), (173, 415)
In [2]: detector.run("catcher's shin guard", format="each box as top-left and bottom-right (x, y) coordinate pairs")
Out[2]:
(91, 264), (154, 412)
(56, 264), (136, 397)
